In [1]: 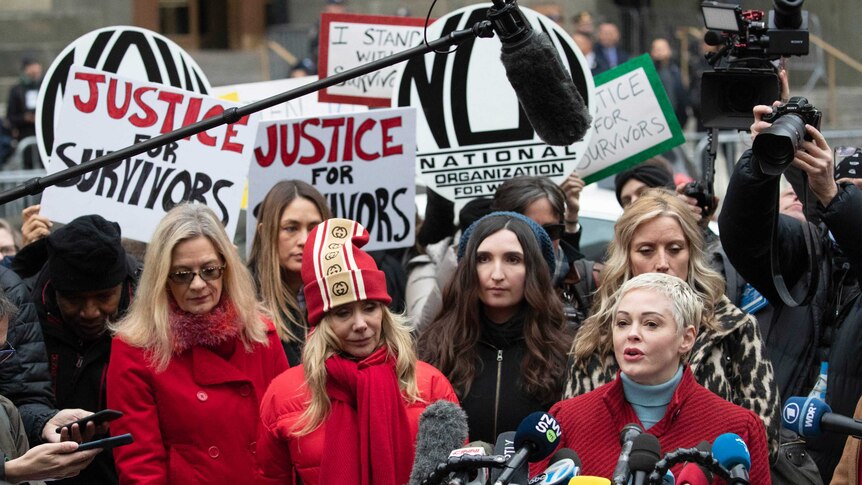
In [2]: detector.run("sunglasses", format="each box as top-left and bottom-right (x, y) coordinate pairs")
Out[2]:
(167, 265), (226, 285)
(542, 223), (565, 240)
(0, 341), (15, 365)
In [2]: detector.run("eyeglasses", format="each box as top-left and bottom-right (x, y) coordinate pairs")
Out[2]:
(167, 265), (226, 285)
(542, 223), (565, 241)
(0, 342), (15, 365)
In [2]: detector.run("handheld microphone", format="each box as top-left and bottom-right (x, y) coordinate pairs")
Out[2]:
(712, 433), (751, 485)
(408, 400), (470, 485)
(528, 448), (582, 484)
(448, 442), (495, 485)
(676, 441), (713, 485)
(495, 412), (563, 485)
(489, 431), (520, 484)
(487, 0), (591, 146)
(782, 395), (862, 438)
(611, 423), (643, 485)
(628, 433), (661, 485)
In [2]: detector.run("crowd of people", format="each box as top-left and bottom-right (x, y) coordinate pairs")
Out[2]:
(0, 2), (859, 485)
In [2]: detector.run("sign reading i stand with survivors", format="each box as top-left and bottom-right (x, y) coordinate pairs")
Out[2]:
(247, 108), (417, 252)
(40, 65), (260, 243)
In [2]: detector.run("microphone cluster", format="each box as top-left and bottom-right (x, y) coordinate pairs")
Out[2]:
(409, 401), (762, 485)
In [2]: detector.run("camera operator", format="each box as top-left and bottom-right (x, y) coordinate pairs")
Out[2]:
(719, 103), (862, 484)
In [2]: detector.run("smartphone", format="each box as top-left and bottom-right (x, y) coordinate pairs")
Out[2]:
(834, 146), (862, 180)
(76, 433), (134, 452)
(56, 409), (124, 434)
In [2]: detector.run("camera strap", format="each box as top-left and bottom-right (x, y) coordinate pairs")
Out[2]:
(769, 173), (821, 307)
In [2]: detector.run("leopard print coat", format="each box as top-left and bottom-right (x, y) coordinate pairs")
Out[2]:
(563, 294), (780, 460)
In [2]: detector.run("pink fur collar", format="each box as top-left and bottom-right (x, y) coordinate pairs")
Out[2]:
(169, 297), (240, 354)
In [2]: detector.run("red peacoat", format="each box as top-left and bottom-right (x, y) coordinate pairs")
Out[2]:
(256, 360), (459, 485)
(107, 321), (289, 484)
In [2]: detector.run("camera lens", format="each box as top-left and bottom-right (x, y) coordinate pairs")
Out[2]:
(773, 0), (804, 29)
(752, 113), (807, 175)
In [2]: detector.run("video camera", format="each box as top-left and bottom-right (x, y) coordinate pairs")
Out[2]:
(699, 0), (810, 130)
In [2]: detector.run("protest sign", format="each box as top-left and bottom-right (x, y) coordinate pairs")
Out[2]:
(212, 76), (368, 121)
(391, 4), (596, 209)
(579, 54), (686, 183)
(247, 107), (416, 252)
(37, 26), (210, 166)
(40, 65), (259, 242)
(319, 13), (427, 107)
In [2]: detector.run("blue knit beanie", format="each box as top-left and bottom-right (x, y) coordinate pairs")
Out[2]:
(457, 211), (556, 276)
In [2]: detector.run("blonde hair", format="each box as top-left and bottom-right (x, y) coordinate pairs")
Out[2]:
(292, 304), (420, 436)
(248, 181), (330, 345)
(111, 203), (268, 372)
(613, 273), (704, 334)
(573, 189), (723, 360)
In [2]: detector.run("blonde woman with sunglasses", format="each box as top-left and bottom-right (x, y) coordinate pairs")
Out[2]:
(107, 204), (288, 484)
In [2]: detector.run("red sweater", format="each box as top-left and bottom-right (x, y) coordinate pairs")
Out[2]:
(532, 366), (770, 484)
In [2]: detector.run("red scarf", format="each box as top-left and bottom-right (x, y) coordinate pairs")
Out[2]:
(168, 297), (240, 354)
(319, 346), (414, 485)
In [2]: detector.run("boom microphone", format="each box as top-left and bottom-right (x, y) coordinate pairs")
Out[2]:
(495, 412), (563, 485)
(528, 448), (582, 484)
(712, 433), (751, 485)
(488, 0), (591, 146)
(782, 395), (862, 438)
(628, 433), (661, 485)
(489, 431), (522, 484)
(409, 400), (470, 485)
(612, 423), (643, 485)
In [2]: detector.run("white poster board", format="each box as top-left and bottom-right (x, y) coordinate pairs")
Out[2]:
(41, 66), (259, 242)
(247, 107), (417, 252)
(318, 12), (428, 107)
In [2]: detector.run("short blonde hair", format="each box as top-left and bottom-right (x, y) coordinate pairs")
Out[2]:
(612, 273), (703, 335)
(111, 203), (268, 371)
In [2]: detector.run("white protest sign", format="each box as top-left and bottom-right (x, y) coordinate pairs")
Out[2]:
(41, 65), (259, 242)
(247, 107), (416, 252)
(211, 76), (368, 121)
(578, 54), (685, 183)
(319, 12), (428, 107)
(392, 4), (596, 209)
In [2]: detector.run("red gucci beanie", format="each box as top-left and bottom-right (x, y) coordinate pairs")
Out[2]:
(301, 218), (391, 326)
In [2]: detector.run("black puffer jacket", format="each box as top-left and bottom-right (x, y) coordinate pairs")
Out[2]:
(0, 265), (56, 446)
(719, 150), (862, 483)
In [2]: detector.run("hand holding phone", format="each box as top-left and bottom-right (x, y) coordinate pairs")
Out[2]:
(76, 433), (134, 452)
(56, 409), (123, 435)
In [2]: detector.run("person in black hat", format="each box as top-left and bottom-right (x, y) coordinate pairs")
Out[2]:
(28, 214), (140, 485)
(614, 157), (676, 209)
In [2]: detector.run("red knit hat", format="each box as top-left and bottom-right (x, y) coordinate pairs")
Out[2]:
(302, 218), (391, 326)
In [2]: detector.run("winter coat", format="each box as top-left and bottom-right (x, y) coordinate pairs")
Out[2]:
(107, 322), (288, 484)
(257, 360), (458, 485)
(0, 266), (55, 447)
(564, 295), (781, 460)
(719, 150), (862, 483)
(831, 395), (862, 485)
(536, 366), (771, 484)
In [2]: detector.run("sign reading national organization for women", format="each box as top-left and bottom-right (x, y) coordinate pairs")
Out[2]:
(392, 4), (596, 207)
(40, 66), (260, 243)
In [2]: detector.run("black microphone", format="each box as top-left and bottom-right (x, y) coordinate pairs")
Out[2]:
(409, 400), (470, 485)
(629, 433), (661, 485)
(489, 431), (522, 485)
(487, 0), (591, 146)
(447, 441), (496, 485)
(495, 412), (563, 485)
(611, 423), (643, 485)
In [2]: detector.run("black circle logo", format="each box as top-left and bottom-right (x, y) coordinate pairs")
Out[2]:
(326, 264), (342, 275)
(328, 243), (342, 250)
(332, 281), (349, 296)
(324, 251), (339, 261)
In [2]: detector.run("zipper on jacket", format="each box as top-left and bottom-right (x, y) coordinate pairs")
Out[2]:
(493, 349), (503, 439)
(75, 354), (84, 368)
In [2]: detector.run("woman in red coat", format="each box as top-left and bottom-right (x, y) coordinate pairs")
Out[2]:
(534, 273), (771, 484)
(106, 204), (289, 484)
(257, 218), (459, 485)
